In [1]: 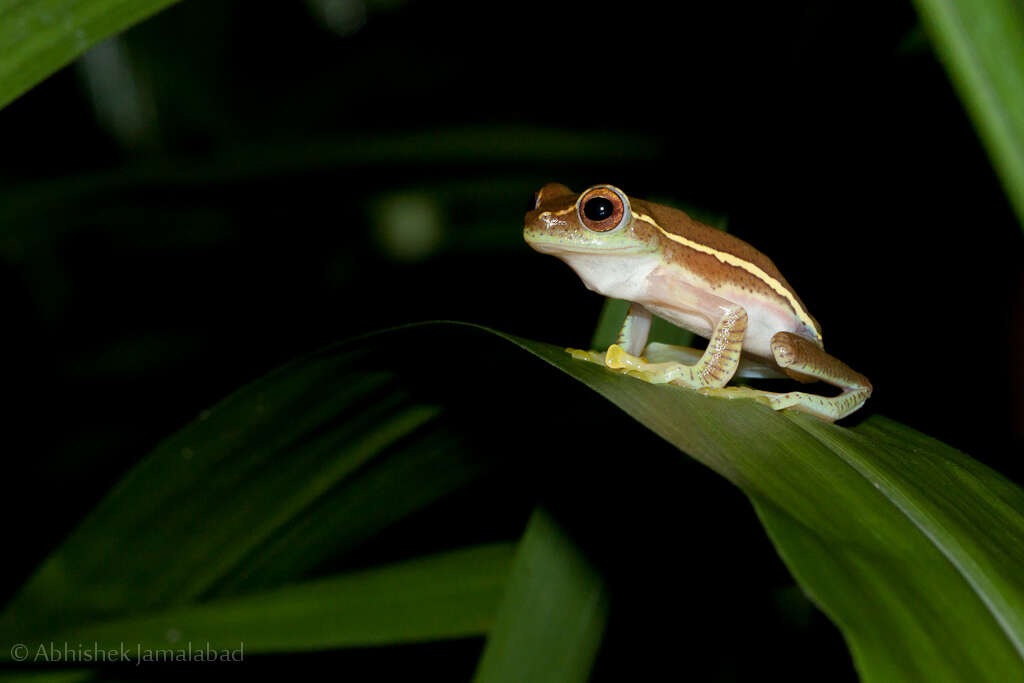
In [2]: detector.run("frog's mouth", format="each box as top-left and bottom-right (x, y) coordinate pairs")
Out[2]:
(528, 242), (640, 257)
(523, 229), (643, 257)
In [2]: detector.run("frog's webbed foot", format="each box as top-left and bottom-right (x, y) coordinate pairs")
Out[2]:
(701, 332), (872, 422)
(565, 344), (693, 384)
(566, 347), (612, 367)
(566, 301), (677, 381)
(565, 301), (659, 375)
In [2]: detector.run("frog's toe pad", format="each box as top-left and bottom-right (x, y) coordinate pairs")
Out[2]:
(604, 344), (633, 370)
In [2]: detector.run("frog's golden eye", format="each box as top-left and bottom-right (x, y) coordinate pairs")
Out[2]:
(579, 186), (628, 232)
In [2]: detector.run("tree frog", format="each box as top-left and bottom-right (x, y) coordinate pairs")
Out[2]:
(523, 183), (871, 421)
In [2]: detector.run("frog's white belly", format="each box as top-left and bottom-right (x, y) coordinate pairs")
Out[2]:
(561, 253), (812, 360)
(643, 298), (799, 359)
(642, 264), (812, 358)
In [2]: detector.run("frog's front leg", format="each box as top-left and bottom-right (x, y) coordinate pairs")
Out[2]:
(616, 301), (653, 356)
(569, 302), (747, 390)
(566, 301), (651, 367)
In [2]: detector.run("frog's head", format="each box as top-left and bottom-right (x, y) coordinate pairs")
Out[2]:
(523, 183), (663, 300)
(523, 183), (658, 258)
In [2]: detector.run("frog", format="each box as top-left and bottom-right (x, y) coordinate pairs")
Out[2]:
(523, 183), (872, 422)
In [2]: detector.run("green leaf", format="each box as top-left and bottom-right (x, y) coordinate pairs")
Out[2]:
(0, 673), (91, 683)
(472, 507), (608, 683)
(0, 341), (494, 643)
(498, 326), (1024, 682)
(3, 322), (1022, 683)
(0, 0), (182, 111)
(912, 0), (1024, 226)
(31, 543), (514, 654)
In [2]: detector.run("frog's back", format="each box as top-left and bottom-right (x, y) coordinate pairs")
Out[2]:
(631, 198), (822, 345)
(634, 199), (794, 288)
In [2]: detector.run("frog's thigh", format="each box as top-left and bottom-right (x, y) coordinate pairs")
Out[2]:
(703, 332), (872, 421)
(604, 304), (748, 389)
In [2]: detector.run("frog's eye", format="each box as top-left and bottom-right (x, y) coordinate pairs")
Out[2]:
(579, 186), (628, 232)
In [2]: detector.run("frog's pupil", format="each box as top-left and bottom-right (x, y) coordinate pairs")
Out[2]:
(584, 197), (614, 222)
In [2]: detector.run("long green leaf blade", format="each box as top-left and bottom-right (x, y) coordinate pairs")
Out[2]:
(0, 343), (493, 643)
(0, 0), (182, 111)
(473, 507), (608, 683)
(0, 673), (91, 683)
(912, 0), (1024, 225)
(500, 325), (1024, 682)
(30, 544), (514, 654)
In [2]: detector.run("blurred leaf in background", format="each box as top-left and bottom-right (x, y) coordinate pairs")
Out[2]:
(912, 0), (1024, 226)
(0, 0), (179, 111)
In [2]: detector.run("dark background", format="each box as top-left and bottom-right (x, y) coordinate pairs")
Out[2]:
(1, 0), (1021, 680)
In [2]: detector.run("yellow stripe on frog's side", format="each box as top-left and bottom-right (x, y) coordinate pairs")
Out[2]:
(633, 211), (822, 341)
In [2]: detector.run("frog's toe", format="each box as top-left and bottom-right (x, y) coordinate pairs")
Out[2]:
(698, 385), (776, 406)
(566, 347), (608, 366)
(569, 344), (703, 387)
(604, 344), (642, 370)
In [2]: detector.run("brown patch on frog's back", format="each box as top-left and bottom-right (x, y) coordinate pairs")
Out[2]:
(630, 197), (816, 328)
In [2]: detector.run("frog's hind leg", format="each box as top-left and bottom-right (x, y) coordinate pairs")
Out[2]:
(644, 342), (786, 380)
(769, 331), (872, 420)
(706, 332), (872, 422)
